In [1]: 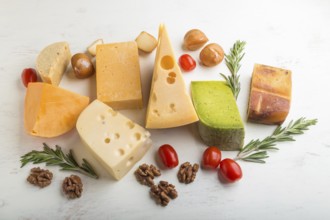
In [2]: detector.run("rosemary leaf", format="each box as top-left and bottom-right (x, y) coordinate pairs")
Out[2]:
(20, 143), (99, 179)
(220, 40), (246, 99)
(236, 118), (317, 163)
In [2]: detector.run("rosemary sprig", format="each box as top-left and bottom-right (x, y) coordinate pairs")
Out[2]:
(20, 143), (98, 179)
(220, 40), (246, 99)
(235, 118), (317, 163)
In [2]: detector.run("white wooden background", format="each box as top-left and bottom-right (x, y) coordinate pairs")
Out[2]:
(1, 0), (330, 219)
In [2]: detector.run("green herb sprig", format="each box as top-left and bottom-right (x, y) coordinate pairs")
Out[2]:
(20, 143), (98, 179)
(220, 40), (246, 99)
(235, 118), (317, 163)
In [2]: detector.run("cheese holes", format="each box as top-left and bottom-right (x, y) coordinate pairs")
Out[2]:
(168, 72), (176, 77)
(108, 109), (117, 117)
(126, 156), (134, 167)
(167, 77), (175, 84)
(104, 138), (111, 144)
(98, 115), (105, 121)
(153, 109), (160, 116)
(98, 114), (106, 125)
(116, 149), (125, 156)
(170, 103), (176, 112)
(161, 55), (174, 70)
(134, 133), (141, 141)
(167, 72), (176, 84)
(126, 121), (135, 129)
(152, 93), (157, 102)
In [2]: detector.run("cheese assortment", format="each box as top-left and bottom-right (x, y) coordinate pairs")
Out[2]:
(145, 24), (199, 128)
(36, 42), (71, 86)
(24, 82), (89, 138)
(96, 41), (143, 110)
(76, 100), (152, 180)
(191, 81), (245, 150)
(247, 64), (292, 125)
(21, 24), (305, 190)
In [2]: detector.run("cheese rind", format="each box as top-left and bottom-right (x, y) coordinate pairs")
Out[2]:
(247, 64), (292, 125)
(36, 42), (71, 86)
(96, 41), (143, 110)
(191, 81), (245, 151)
(24, 82), (89, 138)
(145, 24), (198, 128)
(76, 100), (151, 180)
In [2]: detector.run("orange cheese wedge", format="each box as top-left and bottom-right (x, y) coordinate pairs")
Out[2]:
(24, 82), (89, 137)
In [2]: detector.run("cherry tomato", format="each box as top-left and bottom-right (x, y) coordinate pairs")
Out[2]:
(179, 54), (196, 71)
(219, 158), (243, 183)
(21, 68), (38, 87)
(202, 146), (222, 169)
(158, 144), (179, 168)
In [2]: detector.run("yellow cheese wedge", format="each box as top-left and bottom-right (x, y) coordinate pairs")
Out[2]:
(145, 24), (198, 128)
(24, 82), (89, 138)
(36, 42), (71, 86)
(96, 41), (143, 110)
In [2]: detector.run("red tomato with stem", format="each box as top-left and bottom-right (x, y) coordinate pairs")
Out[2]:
(219, 158), (243, 183)
(21, 68), (38, 87)
(202, 146), (222, 169)
(158, 144), (179, 168)
(179, 54), (196, 71)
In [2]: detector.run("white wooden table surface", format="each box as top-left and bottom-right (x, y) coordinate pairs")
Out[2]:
(1, 0), (330, 219)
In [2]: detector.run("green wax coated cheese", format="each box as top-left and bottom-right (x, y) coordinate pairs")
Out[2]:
(191, 81), (245, 151)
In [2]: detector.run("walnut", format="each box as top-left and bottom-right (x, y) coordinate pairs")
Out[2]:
(150, 181), (178, 206)
(62, 175), (83, 199)
(27, 167), (53, 188)
(177, 162), (199, 184)
(134, 164), (161, 187)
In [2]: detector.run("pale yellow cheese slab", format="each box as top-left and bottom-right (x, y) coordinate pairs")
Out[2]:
(145, 24), (199, 128)
(36, 42), (71, 86)
(76, 100), (151, 180)
(96, 41), (143, 110)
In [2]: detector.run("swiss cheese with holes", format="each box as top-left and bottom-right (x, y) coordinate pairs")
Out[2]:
(96, 41), (143, 110)
(76, 100), (152, 180)
(145, 24), (198, 128)
(247, 64), (292, 125)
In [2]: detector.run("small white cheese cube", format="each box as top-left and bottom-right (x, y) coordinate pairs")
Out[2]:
(87, 39), (103, 56)
(135, 31), (157, 53)
(76, 100), (152, 180)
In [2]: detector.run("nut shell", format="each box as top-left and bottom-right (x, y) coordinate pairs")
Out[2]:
(199, 43), (224, 67)
(183, 29), (208, 51)
(71, 53), (95, 79)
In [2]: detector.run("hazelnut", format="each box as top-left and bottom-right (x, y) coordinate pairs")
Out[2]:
(199, 43), (224, 67)
(71, 53), (95, 79)
(183, 29), (208, 51)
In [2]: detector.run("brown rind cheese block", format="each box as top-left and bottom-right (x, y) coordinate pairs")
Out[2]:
(247, 64), (292, 125)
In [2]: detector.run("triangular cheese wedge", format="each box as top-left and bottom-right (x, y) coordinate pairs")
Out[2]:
(24, 82), (89, 137)
(36, 42), (71, 86)
(146, 24), (198, 128)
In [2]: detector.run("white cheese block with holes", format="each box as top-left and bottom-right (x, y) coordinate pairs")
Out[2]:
(76, 100), (152, 180)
